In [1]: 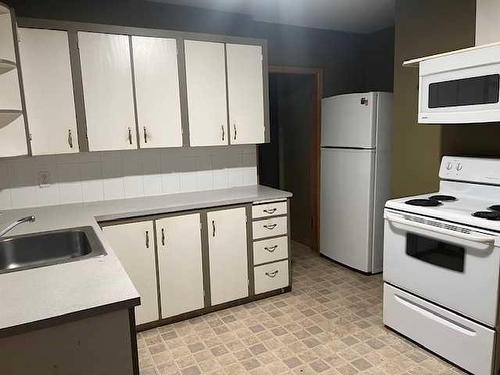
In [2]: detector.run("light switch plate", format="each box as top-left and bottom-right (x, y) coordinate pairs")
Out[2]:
(38, 170), (51, 188)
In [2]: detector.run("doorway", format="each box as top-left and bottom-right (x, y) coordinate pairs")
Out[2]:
(258, 66), (322, 252)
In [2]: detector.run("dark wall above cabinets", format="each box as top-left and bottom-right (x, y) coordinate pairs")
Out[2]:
(8, 0), (394, 98)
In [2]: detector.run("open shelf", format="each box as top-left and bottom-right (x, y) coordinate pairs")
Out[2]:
(0, 59), (16, 75)
(0, 109), (23, 129)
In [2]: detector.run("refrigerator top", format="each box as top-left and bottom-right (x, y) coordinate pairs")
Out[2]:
(321, 92), (377, 149)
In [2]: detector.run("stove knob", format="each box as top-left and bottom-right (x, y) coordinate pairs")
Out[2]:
(446, 162), (453, 170)
(456, 163), (463, 171)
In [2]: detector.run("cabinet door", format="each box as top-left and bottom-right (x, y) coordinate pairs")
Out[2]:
(78, 32), (137, 151)
(19, 28), (79, 155)
(184, 40), (228, 146)
(156, 214), (204, 318)
(102, 221), (158, 325)
(207, 207), (248, 305)
(132, 36), (182, 148)
(226, 44), (265, 144)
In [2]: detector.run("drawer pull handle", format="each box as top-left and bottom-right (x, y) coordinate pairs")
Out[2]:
(263, 208), (277, 214)
(161, 228), (165, 246)
(212, 220), (216, 237)
(264, 245), (278, 253)
(263, 224), (277, 230)
(265, 270), (279, 278)
(145, 230), (150, 248)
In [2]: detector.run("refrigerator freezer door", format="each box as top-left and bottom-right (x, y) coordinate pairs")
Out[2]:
(320, 148), (375, 272)
(321, 92), (377, 148)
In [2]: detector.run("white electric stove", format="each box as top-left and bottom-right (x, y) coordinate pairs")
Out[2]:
(383, 156), (500, 375)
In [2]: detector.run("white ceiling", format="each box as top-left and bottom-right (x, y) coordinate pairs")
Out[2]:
(151, 0), (395, 33)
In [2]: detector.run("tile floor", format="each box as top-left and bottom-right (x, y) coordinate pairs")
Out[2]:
(137, 242), (465, 374)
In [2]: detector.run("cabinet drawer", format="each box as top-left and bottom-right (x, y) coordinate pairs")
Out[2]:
(254, 260), (289, 294)
(384, 284), (495, 375)
(252, 216), (287, 239)
(252, 201), (287, 219)
(253, 236), (288, 265)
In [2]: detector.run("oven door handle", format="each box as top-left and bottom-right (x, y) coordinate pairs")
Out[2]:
(385, 212), (497, 250)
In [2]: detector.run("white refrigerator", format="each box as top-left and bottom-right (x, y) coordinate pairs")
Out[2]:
(320, 92), (393, 273)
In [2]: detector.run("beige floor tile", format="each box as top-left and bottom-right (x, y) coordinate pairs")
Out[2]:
(139, 242), (464, 374)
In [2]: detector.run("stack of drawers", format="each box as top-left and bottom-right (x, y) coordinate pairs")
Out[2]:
(252, 199), (290, 294)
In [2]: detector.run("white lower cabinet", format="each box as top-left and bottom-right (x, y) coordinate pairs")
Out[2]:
(254, 260), (289, 295)
(102, 221), (159, 325)
(207, 207), (249, 305)
(156, 214), (204, 318)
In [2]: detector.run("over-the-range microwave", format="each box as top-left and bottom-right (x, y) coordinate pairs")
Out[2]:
(404, 42), (500, 124)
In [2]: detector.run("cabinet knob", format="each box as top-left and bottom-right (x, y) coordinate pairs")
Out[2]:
(233, 124), (237, 140)
(143, 126), (148, 144)
(68, 129), (73, 148)
(221, 125), (225, 141)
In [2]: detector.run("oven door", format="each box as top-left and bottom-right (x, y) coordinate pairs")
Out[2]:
(383, 209), (500, 326)
(419, 62), (500, 124)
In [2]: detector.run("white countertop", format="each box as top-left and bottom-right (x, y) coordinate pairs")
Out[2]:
(0, 185), (291, 334)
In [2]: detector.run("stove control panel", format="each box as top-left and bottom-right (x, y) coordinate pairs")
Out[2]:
(440, 156), (500, 185)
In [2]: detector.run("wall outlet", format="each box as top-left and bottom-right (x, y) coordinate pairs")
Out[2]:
(38, 171), (51, 188)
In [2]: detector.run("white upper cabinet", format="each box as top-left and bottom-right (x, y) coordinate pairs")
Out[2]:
(78, 32), (137, 151)
(0, 5), (27, 157)
(207, 207), (249, 305)
(19, 28), (79, 155)
(132, 36), (182, 149)
(184, 40), (228, 146)
(226, 44), (265, 144)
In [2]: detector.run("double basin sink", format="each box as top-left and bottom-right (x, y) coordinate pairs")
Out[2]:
(0, 227), (106, 274)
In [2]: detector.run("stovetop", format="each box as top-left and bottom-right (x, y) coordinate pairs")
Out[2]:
(386, 192), (500, 232)
(386, 156), (500, 232)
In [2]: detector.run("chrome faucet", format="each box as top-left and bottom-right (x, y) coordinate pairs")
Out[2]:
(0, 216), (36, 238)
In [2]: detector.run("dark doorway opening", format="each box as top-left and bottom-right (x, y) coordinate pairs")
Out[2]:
(258, 66), (322, 252)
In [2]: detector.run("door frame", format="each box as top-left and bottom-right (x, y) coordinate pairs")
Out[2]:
(262, 65), (323, 253)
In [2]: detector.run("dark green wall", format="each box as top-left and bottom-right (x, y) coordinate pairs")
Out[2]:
(392, 0), (476, 197)
(8, 0), (393, 97)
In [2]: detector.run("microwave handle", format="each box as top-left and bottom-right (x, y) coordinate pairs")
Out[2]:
(385, 212), (497, 249)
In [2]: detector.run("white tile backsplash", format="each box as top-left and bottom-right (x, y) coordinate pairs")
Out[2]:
(0, 146), (258, 210)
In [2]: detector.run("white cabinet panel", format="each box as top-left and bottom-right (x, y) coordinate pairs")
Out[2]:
(252, 216), (288, 240)
(132, 36), (182, 149)
(156, 214), (204, 318)
(254, 260), (289, 294)
(184, 40), (228, 146)
(19, 28), (78, 155)
(253, 236), (288, 266)
(207, 207), (248, 305)
(0, 116), (27, 157)
(78, 32), (137, 151)
(102, 221), (158, 325)
(226, 44), (265, 144)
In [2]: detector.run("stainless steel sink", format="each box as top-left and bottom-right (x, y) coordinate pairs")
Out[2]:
(0, 226), (106, 274)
